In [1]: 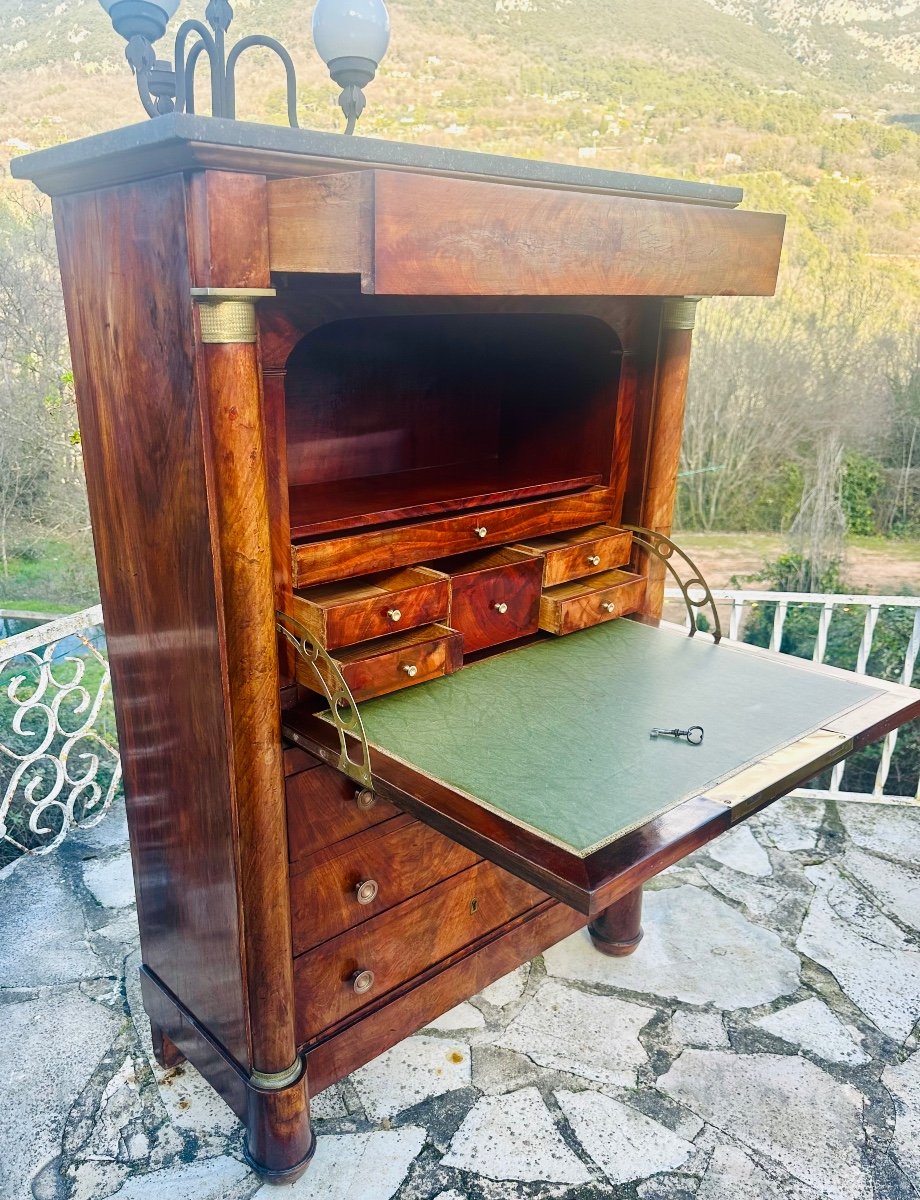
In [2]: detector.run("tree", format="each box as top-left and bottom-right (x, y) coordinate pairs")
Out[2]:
(0, 194), (86, 579)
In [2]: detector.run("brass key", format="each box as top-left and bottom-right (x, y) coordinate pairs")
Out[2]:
(650, 725), (704, 745)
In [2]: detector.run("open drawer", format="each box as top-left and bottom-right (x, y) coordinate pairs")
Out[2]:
(283, 618), (920, 916)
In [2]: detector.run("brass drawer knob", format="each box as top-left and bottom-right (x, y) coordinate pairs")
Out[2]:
(351, 969), (375, 995)
(601, 601), (616, 613)
(493, 601), (508, 614)
(473, 526), (488, 538)
(355, 788), (377, 812)
(587, 554), (601, 566)
(403, 663), (418, 678)
(355, 879), (379, 905)
(387, 608), (402, 623)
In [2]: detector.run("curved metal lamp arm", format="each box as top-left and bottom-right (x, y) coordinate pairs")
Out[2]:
(183, 38), (210, 114)
(225, 35), (300, 127)
(276, 612), (373, 789)
(173, 19), (220, 116)
(124, 35), (162, 117)
(624, 526), (723, 643)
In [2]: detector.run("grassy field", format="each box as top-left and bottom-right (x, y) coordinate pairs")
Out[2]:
(0, 536), (99, 615)
(675, 531), (920, 595)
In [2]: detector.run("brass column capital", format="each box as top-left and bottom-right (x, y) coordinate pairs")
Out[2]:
(662, 296), (702, 332)
(191, 287), (276, 344)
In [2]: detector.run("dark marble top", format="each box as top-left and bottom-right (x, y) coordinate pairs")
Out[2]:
(11, 112), (743, 206)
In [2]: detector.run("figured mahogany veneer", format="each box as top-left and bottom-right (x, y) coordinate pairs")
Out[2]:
(291, 487), (616, 588)
(289, 815), (480, 955)
(267, 170), (785, 297)
(293, 860), (547, 1043)
(434, 547), (543, 653)
(512, 524), (633, 587)
(292, 567), (448, 650)
(286, 763), (401, 863)
(296, 623), (463, 702)
(539, 569), (647, 635)
(15, 119), (805, 1184)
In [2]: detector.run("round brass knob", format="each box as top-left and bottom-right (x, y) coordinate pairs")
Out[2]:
(355, 879), (379, 905)
(587, 555), (601, 567)
(473, 526), (488, 538)
(601, 601), (616, 613)
(493, 602), (508, 614)
(355, 789), (377, 812)
(403, 664), (418, 678)
(351, 969), (375, 995)
(387, 608), (402, 623)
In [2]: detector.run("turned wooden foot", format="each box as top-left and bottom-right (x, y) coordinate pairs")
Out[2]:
(150, 1022), (186, 1069)
(589, 886), (644, 957)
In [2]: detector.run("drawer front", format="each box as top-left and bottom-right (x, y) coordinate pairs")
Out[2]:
(292, 488), (614, 588)
(294, 860), (546, 1042)
(297, 624), (463, 702)
(293, 568), (449, 651)
(290, 818), (481, 955)
(539, 570), (647, 636)
(286, 766), (400, 862)
(513, 525), (633, 587)
(448, 556), (543, 653)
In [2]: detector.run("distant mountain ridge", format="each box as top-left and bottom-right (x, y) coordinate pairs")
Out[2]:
(1, 0), (917, 297)
(700, 0), (919, 80)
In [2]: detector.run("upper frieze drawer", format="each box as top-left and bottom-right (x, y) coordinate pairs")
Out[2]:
(267, 169), (785, 297)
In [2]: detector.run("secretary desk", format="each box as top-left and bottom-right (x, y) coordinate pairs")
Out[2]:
(14, 115), (920, 1182)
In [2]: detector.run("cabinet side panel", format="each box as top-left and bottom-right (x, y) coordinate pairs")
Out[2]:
(53, 179), (249, 1066)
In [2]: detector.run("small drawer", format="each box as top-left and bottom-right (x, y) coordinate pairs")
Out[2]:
(511, 525), (633, 587)
(290, 817), (481, 954)
(296, 623), (463, 702)
(292, 567), (449, 651)
(539, 569), (647, 636)
(286, 765), (400, 862)
(433, 547), (543, 654)
(294, 860), (546, 1042)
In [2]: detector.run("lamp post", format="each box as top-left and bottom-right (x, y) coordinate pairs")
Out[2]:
(98, 0), (390, 133)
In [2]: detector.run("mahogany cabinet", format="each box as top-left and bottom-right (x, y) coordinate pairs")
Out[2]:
(14, 114), (920, 1183)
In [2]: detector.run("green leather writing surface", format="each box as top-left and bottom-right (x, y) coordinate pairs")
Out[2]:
(349, 620), (880, 856)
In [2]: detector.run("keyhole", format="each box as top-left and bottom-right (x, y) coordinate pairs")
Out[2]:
(469, 898), (478, 914)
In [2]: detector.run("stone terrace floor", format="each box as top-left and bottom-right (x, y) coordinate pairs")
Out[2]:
(2, 796), (919, 1200)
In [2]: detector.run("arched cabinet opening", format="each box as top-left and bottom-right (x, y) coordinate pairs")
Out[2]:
(283, 313), (623, 539)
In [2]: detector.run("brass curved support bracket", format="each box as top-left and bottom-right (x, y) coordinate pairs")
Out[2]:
(623, 526), (722, 643)
(276, 612), (373, 789)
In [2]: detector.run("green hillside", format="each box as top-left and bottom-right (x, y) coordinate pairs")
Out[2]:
(0, 0), (918, 597)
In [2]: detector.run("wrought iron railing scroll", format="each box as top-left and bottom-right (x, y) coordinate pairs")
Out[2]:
(0, 605), (122, 857)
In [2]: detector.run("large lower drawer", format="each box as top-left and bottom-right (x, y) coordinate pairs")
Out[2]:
(286, 764), (400, 863)
(291, 487), (615, 588)
(294, 860), (546, 1042)
(289, 817), (480, 955)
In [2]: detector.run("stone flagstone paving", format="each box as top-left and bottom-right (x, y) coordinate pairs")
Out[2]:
(2, 795), (919, 1199)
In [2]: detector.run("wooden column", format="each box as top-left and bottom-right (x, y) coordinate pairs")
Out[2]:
(639, 297), (701, 619)
(188, 172), (312, 1181)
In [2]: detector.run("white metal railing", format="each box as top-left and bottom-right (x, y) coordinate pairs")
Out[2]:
(0, 605), (122, 857)
(666, 588), (920, 804)
(2, 590), (917, 859)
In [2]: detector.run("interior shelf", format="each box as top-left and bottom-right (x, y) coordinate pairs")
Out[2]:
(288, 462), (602, 539)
